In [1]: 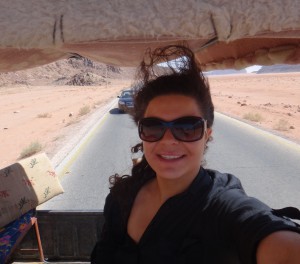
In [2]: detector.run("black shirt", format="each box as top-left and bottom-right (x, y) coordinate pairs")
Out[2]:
(91, 168), (300, 264)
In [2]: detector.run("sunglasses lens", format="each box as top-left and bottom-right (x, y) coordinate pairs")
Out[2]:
(139, 117), (205, 142)
(139, 119), (165, 142)
(172, 118), (204, 142)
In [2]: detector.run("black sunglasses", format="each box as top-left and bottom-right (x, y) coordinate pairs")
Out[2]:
(138, 116), (207, 142)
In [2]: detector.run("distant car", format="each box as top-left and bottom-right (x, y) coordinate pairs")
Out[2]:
(117, 89), (134, 113)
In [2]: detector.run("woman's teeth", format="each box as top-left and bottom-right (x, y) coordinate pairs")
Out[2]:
(160, 155), (182, 160)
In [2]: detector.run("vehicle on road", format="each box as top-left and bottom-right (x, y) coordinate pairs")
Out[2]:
(117, 89), (134, 113)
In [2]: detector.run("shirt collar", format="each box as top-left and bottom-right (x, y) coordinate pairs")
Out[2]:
(183, 167), (213, 197)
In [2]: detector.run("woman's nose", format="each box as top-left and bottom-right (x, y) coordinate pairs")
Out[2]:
(161, 128), (179, 144)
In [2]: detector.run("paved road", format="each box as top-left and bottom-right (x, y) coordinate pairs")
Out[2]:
(41, 107), (139, 210)
(206, 113), (300, 210)
(41, 109), (300, 211)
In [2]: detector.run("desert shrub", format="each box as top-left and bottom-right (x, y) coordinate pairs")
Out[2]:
(52, 135), (64, 142)
(65, 119), (80, 127)
(243, 112), (263, 122)
(273, 119), (289, 131)
(19, 141), (43, 159)
(37, 113), (52, 118)
(78, 105), (91, 116)
(66, 72), (106, 86)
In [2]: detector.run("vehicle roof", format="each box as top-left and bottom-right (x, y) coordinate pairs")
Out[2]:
(0, 0), (299, 73)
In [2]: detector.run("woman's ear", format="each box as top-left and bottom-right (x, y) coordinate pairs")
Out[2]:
(205, 128), (212, 142)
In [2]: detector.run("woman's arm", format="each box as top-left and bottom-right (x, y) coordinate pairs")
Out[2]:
(257, 231), (300, 264)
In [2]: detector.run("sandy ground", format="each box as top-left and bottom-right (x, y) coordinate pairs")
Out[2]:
(0, 73), (299, 169)
(209, 73), (300, 144)
(0, 79), (132, 168)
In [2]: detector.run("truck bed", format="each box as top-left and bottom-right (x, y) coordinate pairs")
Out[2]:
(11, 210), (104, 263)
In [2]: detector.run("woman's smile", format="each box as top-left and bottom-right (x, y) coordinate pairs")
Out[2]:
(156, 152), (186, 163)
(158, 154), (184, 160)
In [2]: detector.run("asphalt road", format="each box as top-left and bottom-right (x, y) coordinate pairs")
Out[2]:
(41, 107), (140, 210)
(206, 113), (300, 210)
(41, 108), (300, 211)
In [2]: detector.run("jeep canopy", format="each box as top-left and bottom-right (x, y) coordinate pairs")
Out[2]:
(0, 0), (299, 72)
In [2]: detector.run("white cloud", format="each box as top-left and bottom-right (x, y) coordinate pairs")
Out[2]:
(245, 65), (262, 73)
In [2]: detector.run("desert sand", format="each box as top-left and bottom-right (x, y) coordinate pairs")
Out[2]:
(0, 79), (132, 168)
(0, 73), (299, 169)
(209, 73), (300, 143)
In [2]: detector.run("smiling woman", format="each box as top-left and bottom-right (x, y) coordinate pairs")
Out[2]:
(91, 45), (300, 264)
(1, 0), (300, 262)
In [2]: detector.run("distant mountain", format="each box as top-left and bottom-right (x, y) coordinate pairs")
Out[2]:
(204, 69), (247, 76)
(0, 57), (135, 86)
(257, 64), (300, 74)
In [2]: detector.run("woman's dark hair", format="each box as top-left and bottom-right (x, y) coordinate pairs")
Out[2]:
(132, 44), (214, 128)
(109, 45), (214, 214)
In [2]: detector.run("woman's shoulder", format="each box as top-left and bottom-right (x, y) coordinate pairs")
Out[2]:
(201, 169), (300, 263)
(203, 168), (270, 213)
(205, 169), (245, 194)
